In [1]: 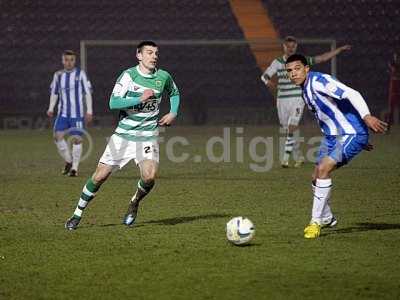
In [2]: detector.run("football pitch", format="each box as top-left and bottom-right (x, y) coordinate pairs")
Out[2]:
(1, 125), (399, 299)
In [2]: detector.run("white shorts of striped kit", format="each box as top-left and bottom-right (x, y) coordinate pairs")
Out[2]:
(277, 98), (305, 128)
(99, 134), (159, 170)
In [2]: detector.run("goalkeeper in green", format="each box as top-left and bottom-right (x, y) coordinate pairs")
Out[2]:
(65, 41), (180, 230)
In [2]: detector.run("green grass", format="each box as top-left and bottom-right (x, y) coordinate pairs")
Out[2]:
(1, 126), (399, 300)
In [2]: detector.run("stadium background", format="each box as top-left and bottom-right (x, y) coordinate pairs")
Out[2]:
(1, 1), (400, 299)
(1, 0), (399, 128)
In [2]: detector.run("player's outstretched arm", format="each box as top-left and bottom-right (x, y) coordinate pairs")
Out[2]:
(314, 45), (351, 64)
(363, 115), (388, 133)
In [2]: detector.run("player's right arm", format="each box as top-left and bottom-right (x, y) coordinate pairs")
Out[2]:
(261, 59), (279, 91)
(47, 72), (60, 117)
(109, 72), (153, 110)
(314, 75), (387, 133)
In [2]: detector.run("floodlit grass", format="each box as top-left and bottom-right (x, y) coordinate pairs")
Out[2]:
(1, 126), (399, 299)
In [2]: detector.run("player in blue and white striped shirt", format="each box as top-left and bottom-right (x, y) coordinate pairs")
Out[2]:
(47, 50), (93, 176)
(285, 54), (387, 239)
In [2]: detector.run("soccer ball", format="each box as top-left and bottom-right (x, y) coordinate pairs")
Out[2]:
(226, 216), (255, 245)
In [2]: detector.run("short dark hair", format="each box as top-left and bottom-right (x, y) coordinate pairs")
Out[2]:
(62, 50), (76, 56)
(137, 40), (158, 53)
(286, 54), (308, 66)
(284, 36), (297, 43)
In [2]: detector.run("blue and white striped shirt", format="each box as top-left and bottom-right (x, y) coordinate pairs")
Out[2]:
(302, 72), (370, 136)
(50, 68), (92, 118)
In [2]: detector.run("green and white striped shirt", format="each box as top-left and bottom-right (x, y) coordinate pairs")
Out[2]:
(109, 65), (179, 141)
(261, 56), (315, 101)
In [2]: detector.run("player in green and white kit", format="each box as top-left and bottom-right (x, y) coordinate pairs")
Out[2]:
(261, 36), (351, 167)
(65, 41), (180, 230)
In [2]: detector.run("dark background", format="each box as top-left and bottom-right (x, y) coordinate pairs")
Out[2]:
(1, 0), (398, 127)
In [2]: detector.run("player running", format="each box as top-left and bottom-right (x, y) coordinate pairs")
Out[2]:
(47, 50), (93, 177)
(285, 54), (387, 239)
(65, 41), (180, 230)
(261, 36), (351, 168)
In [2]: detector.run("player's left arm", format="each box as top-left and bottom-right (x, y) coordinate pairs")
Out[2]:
(159, 75), (180, 126)
(313, 45), (351, 64)
(316, 76), (388, 133)
(81, 70), (94, 123)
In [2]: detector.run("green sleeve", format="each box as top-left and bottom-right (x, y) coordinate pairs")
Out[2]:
(169, 95), (180, 116)
(165, 74), (180, 97)
(307, 56), (315, 66)
(109, 95), (141, 110)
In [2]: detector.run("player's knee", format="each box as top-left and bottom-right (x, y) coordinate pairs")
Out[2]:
(142, 171), (156, 183)
(92, 168), (110, 184)
(141, 167), (157, 182)
(92, 174), (104, 184)
(316, 164), (330, 179)
(92, 174), (108, 185)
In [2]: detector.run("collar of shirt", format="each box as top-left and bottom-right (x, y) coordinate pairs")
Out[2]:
(136, 65), (157, 78)
(63, 67), (77, 73)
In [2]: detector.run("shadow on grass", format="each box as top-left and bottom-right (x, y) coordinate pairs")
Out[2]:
(142, 213), (230, 226)
(326, 222), (400, 235)
(227, 242), (262, 248)
(98, 223), (123, 227)
(85, 223), (146, 229)
(88, 213), (230, 228)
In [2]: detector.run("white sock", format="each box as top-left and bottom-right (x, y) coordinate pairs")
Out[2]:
(55, 139), (72, 163)
(72, 144), (82, 171)
(321, 199), (333, 222)
(311, 178), (332, 225)
(312, 181), (333, 222)
(74, 198), (88, 218)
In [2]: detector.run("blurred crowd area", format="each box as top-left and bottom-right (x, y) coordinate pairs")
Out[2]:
(1, 0), (398, 128)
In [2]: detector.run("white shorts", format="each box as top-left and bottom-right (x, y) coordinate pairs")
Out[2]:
(99, 134), (159, 170)
(277, 98), (305, 128)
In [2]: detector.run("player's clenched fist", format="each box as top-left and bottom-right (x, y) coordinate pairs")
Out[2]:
(140, 89), (154, 102)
